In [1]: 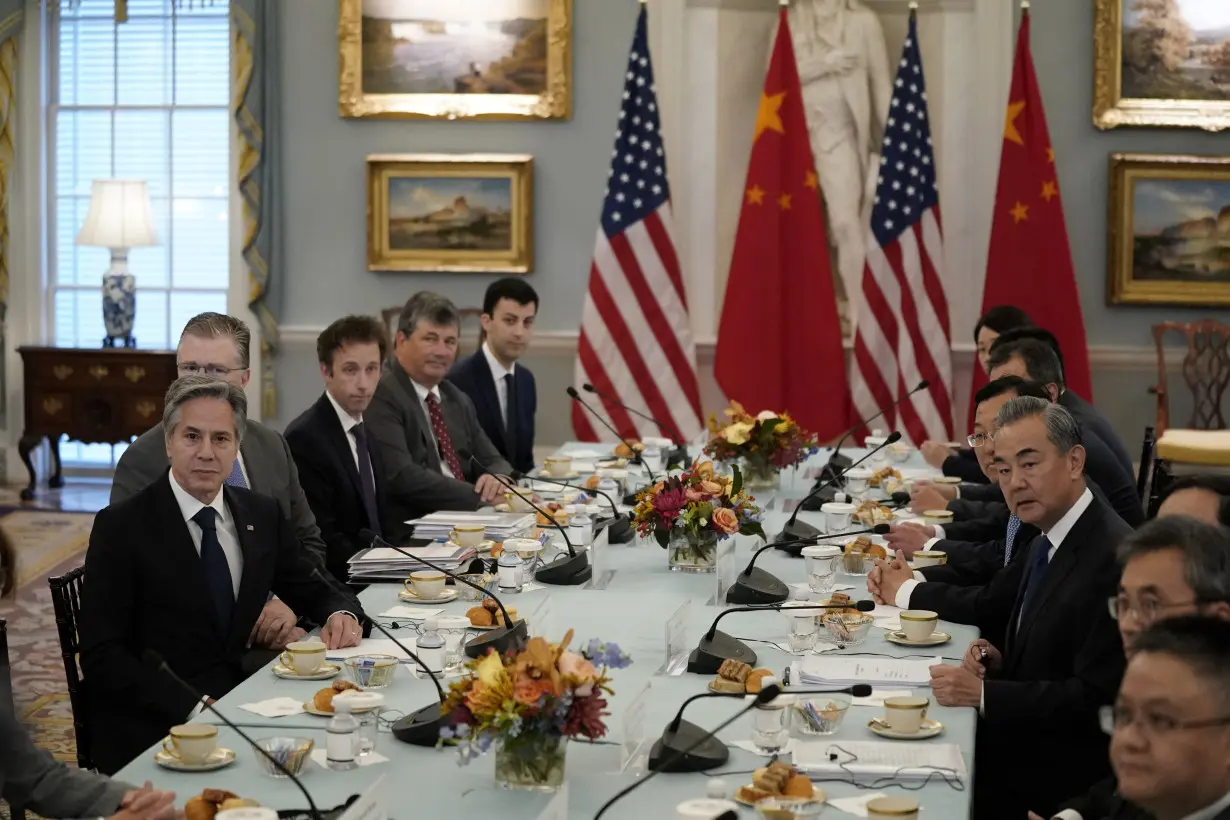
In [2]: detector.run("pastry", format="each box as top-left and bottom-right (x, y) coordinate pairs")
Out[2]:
(752, 761), (793, 794)
(783, 774), (816, 799)
(854, 499), (893, 526)
(868, 466), (902, 487)
(186, 790), (253, 820)
(467, 605), (495, 627)
(219, 799), (260, 812)
(824, 592), (860, 616)
(495, 607), (519, 627)
(585, 475), (601, 490)
(718, 658), (752, 683)
(711, 677), (745, 694)
(614, 441), (644, 458)
(185, 797), (219, 820)
(313, 680), (360, 713)
(745, 668), (772, 694)
(865, 543), (888, 561)
(482, 597), (499, 612)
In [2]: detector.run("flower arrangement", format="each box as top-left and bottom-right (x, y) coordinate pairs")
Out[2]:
(439, 631), (632, 789)
(704, 400), (819, 471)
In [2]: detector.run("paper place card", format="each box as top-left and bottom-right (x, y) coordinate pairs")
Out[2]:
(339, 774), (386, 820)
(239, 697), (305, 718)
(713, 539), (739, 605)
(378, 606), (443, 620)
(851, 689), (914, 707)
(312, 749), (389, 769)
(658, 600), (692, 676)
(826, 793), (890, 817)
(620, 682), (651, 774)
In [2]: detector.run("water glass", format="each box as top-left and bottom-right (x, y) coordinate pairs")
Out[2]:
(787, 613), (817, 653)
(752, 700), (791, 754)
(354, 709), (381, 758)
(435, 615), (472, 673)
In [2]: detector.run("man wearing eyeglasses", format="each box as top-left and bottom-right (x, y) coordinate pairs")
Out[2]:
(1042, 513), (1230, 820)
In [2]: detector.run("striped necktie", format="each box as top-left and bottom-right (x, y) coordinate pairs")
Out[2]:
(1003, 515), (1022, 566)
(225, 458), (248, 489)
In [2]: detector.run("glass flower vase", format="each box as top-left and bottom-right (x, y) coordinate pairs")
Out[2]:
(668, 531), (718, 573)
(493, 734), (567, 792)
(738, 453), (781, 490)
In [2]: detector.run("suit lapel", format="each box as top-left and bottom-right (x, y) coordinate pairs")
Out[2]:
(316, 394), (364, 499)
(238, 429), (267, 493)
(1009, 507), (1093, 661)
(392, 365), (439, 470)
(153, 475), (221, 635)
(224, 487), (271, 650)
(470, 353), (506, 451)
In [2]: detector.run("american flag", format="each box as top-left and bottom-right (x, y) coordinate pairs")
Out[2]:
(572, 5), (703, 443)
(850, 11), (954, 445)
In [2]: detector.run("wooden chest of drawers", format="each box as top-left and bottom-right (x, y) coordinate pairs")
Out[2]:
(17, 347), (178, 500)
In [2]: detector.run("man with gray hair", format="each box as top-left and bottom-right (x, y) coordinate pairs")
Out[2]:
(915, 397), (1130, 819)
(367, 292), (514, 525)
(80, 376), (367, 774)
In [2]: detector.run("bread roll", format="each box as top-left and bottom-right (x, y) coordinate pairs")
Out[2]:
(745, 668), (772, 694)
(783, 774), (815, 799)
(710, 677), (745, 694)
(185, 796), (217, 820)
(313, 687), (336, 713)
(219, 799), (260, 812)
(467, 606), (494, 627)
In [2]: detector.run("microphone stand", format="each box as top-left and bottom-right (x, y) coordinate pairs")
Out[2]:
(724, 536), (823, 606)
(775, 523), (891, 559)
(688, 600), (876, 674)
(567, 386), (658, 482)
(521, 473), (633, 544)
(780, 432), (902, 542)
(581, 382), (689, 467)
(366, 620), (449, 747)
(824, 380), (928, 478)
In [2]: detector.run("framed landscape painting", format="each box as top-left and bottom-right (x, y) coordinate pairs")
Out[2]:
(1108, 153), (1230, 307)
(338, 0), (573, 120)
(367, 154), (534, 273)
(1095, 0), (1230, 129)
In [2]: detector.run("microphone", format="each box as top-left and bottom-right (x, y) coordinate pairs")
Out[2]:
(521, 472), (633, 544)
(774, 523), (892, 559)
(826, 380), (928, 472)
(724, 536), (823, 606)
(648, 683), (874, 773)
(688, 600), (876, 675)
(580, 382), (689, 466)
(359, 529), (528, 659)
(144, 649), (324, 820)
(467, 455), (592, 586)
(567, 386), (658, 482)
(780, 431), (903, 542)
(593, 684), (783, 820)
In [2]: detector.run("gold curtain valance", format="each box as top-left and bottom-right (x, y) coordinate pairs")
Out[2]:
(50, 0), (223, 24)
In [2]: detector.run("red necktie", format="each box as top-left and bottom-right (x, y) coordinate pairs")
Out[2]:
(426, 393), (465, 479)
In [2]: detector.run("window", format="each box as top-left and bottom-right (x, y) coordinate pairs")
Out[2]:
(48, 0), (230, 468)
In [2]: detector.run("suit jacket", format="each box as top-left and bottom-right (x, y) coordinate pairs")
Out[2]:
(112, 419), (328, 566)
(0, 703), (132, 818)
(366, 362), (514, 522)
(919, 519), (1041, 591)
(285, 393), (394, 578)
(974, 492), (1131, 820)
(1059, 776), (1150, 820)
(80, 476), (369, 774)
(941, 448), (990, 484)
(1061, 390), (1135, 482)
(447, 351), (536, 476)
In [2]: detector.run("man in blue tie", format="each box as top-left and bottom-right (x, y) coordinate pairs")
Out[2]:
(922, 397), (1131, 819)
(81, 377), (368, 774)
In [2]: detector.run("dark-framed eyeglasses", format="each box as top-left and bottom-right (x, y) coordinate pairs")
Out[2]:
(1107, 595), (1199, 623)
(1100, 704), (1230, 736)
(178, 363), (246, 378)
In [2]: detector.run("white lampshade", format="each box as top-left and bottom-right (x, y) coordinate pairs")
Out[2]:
(76, 179), (158, 248)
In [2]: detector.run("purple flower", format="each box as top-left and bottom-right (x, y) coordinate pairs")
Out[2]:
(583, 638), (633, 669)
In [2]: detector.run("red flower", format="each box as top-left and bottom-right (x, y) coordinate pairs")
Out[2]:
(564, 693), (609, 740)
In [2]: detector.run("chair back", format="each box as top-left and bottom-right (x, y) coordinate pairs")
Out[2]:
(381, 305), (485, 361)
(0, 617), (13, 715)
(48, 566), (92, 771)
(1151, 320), (1230, 435)
(1136, 426), (1155, 504)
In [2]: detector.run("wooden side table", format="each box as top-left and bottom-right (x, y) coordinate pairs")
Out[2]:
(17, 347), (178, 500)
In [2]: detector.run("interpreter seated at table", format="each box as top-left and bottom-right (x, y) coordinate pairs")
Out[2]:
(80, 377), (368, 775)
(365, 292), (514, 520)
(903, 398), (1129, 820)
(1045, 514), (1230, 820)
(1085, 617), (1230, 820)
(920, 304), (1034, 483)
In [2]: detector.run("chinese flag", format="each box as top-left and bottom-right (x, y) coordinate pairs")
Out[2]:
(715, 7), (849, 441)
(974, 9), (1092, 419)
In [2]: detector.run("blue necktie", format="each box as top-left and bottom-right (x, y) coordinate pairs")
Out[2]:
(1017, 535), (1052, 631)
(225, 458), (248, 489)
(1003, 515), (1022, 566)
(193, 507), (235, 634)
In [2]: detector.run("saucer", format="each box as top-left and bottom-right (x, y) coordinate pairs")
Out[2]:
(303, 699), (381, 717)
(867, 718), (944, 740)
(537, 471), (581, 481)
(884, 630), (951, 647)
(446, 539), (495, 554)
(398, 588), (458, 604)
(273, 662), (341, 681)
(154, 747), (236, 772)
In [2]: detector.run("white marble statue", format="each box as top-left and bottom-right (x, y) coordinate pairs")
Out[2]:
(786, 0), (892, 328)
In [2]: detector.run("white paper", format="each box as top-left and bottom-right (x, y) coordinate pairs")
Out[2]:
(521, 581), (547, 592)
(795, 656), (939, 687)
(850, 689), (914, 707)
(238, 697), (305, 718)
(571, 460), (597, 474)
(377, 606), (443, 620)
(565, 449), (605, 459)
(326, 639), (412, 661)
(311, 749), (390, 769)
(794, 740), (966, 781)
(826, 793), (890, 818)
(728, 739), (799, 757)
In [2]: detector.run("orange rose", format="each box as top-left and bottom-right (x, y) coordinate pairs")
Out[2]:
(712, 507), (739, 534)
(699, 480), (723, 497)
(695, 460), (716, 479)
(513, 676), (557, 706)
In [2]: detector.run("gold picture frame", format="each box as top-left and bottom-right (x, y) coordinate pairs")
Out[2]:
(367, 154), (534, 274)
(1108, 153), (1230, 308)
(1094, 0), (1230, 130)
(338, 0), (573, 121)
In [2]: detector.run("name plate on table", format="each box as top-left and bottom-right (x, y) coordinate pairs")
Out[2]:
(711, 538), (740, 605)
(658, 600), (692, 676)
(338, 773), (386, 820)
(620, 681), (651, 773)
(586, 522), (614, 590)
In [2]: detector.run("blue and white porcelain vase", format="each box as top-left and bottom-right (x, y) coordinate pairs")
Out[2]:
(102, 266), (136, 348)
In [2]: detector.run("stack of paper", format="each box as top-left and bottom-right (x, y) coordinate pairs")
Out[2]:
(325, 638), (415, 662)
(792, 656), (939, 687)
(347, 544), (476, 582)
(794, 740), (966, 783)
(406, 511), (536, 541)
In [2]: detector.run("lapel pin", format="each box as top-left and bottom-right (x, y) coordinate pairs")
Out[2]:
(246, 524), (255, 531)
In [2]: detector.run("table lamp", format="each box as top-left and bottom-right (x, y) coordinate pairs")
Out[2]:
(76, 179), (158, 348)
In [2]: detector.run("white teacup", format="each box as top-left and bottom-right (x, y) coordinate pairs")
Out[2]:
(543, 456), (573, 477)
(883, 696), (929, 734)
(923, 509), (954, 527)
(867, 796), (919, 820)
(163, 724), (218, 764)
(406, 570), (447, 599)
(449, 524), (486, 548)
(820, 502), (855, 533)
(844, 468), (873, 494)
(911, 550), (948, 569)
(899, 610), (939, 642)
(503, 537), (544, 560)
(505, 491), (535, 513)
(279, 640), (327, 674)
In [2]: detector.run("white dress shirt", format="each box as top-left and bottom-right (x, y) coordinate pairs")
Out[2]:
(325, 389), (361, 470)
(410, 378), (455, 479)
(1054, 790), (1230, 820)
(482, 341), (515, 423)
(168, 473), (243, 597)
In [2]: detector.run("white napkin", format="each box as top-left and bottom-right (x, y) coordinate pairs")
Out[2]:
(311, 749), (389, 768)
(827, 793), (890, 817)
(521, 582), (547, 593)
(572, 460), (597, 474)
(378, 606), (443, 620)
(239, 697), (305, 718)
(788, 583), (857, 599)
(566, 449), (605, 460)
(729, 739), (800, 757)
(851, 689), (913, 707)
(810, 642), (840, 655)
(869, 603), (904, 631)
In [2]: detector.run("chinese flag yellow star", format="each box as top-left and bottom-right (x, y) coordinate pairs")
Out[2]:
(804, 170), (819, 190)
(753, 91), (786, 143)
(1047, 146), (1055, 163)
(1010, 201), (1029, 223)
(746, 185), (766, 205)
(778, 193), (793, 210)
(1004, 100), (1026, 146)
(1041, 181), (1058, 202)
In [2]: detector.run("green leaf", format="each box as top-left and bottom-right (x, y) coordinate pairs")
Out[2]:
(654, 529), (670, 549)
(731, 463), (743, 496)
(742, 522), (767, 539)
(761, 418), (784, 433)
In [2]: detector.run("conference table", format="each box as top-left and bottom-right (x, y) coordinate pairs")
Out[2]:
(117, 447), (978, 819)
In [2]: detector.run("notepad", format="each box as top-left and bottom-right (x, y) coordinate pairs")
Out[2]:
(794, 740), (966, 782)
(794, 656), (938, 687)
(326, 639), (413, 662)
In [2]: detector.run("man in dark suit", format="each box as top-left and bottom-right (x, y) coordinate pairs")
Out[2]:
(286, 315), (392, 580)
(81, 377), (368, 774)
(367, 292), (514, 521)
(112, 312), (328, 650)
(447, 278), (538, 476)
(917, 397), (1130, 820)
